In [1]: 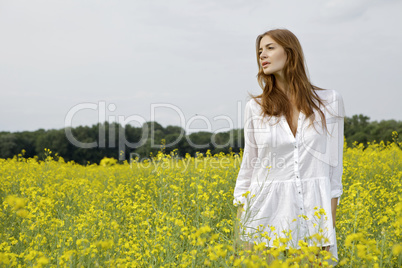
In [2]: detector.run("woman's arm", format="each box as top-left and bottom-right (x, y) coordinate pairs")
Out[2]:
(331, 197), (338, 227)
(328, 90), (345, 226)
(322, 197), (338, 252)
(233, 100), (258, 207)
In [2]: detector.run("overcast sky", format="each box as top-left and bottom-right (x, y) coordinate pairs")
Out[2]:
(1, 0), (401, 134)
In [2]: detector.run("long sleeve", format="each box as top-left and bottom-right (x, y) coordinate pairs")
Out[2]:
(233, 100), (258, 206)
(327, 91), (345, 200)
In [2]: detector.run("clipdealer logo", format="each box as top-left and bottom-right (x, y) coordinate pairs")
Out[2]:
(64, 101), (244, 160)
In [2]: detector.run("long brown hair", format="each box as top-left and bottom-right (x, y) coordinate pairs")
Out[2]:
(251, 29), (327, 132)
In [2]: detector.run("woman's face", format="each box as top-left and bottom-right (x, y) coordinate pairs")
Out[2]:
(258, 35), (287, 77)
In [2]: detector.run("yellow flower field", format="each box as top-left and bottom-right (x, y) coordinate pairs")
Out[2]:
(0, 136), (401, 267)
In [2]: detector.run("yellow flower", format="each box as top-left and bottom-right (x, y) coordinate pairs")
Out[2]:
(5, 195), (26, 210)
(36, 256), (49, 265)
(241, 191), (251, 198)
(16, 209), (29, 218)
(392, 244), (402, 256)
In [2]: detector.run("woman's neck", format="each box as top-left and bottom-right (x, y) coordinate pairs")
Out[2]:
(275, 75), (291, 96)
(275, 74), (298, 105)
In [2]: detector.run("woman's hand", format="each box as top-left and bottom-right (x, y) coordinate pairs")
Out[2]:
(321, 198), (338, 252)
(331, 198), (338, 228)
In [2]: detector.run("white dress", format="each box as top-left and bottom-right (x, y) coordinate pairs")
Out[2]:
(233, 89), (345, 263)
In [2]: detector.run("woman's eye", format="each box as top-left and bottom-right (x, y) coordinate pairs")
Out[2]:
(268, 47), (274, 50)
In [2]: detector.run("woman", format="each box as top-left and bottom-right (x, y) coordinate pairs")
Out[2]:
(233, 29), (345, 264)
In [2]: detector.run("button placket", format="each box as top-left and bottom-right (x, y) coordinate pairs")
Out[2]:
(294, 112), (306, 234)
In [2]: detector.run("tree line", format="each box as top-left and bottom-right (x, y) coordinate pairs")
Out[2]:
(0, 114), (401, 165)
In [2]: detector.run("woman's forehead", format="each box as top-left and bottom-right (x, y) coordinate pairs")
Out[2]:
(259, 35), (277, 48)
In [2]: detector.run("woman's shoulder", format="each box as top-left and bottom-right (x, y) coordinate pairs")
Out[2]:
(246, 98), (261, 109)
(313, 88), (343, 103)
(245, 97), (263, 114)
(314, 88), (345, 117)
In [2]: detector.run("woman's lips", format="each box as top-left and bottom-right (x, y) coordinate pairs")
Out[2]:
(262, 62), (270, 68)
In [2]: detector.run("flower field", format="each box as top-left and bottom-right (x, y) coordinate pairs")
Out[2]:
(0, 137), (401, 267)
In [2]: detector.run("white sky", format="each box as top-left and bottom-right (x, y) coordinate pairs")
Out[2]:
(1, 0), (401, 134)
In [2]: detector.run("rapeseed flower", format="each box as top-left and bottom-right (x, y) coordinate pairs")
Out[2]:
(0, 140), (400, 266)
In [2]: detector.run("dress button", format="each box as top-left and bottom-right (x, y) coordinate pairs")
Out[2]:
(300, 208), (303, 210)
(295, 161), (298, 164)
(299, 191), (301, 194)
(296, 176), (299, 178)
